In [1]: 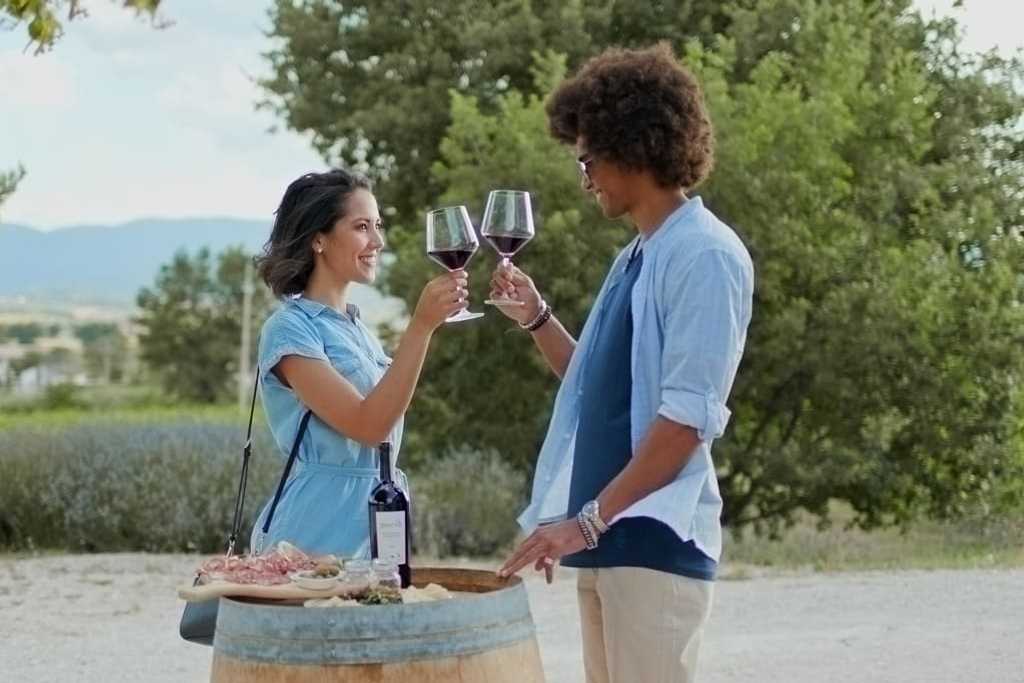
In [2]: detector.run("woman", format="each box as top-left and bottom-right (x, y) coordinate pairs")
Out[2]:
(249, 168), (469, 558)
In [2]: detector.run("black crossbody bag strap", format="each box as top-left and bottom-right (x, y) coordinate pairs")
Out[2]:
(225, 365), (261, 556)
(259, 408), (313, 542)
(179, 364), (313, 647)
(223, 365), (311, 557)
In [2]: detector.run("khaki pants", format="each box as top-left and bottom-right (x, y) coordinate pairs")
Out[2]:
(577, 567), (713, 683)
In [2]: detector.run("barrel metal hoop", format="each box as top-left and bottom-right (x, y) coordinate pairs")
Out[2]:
(212, 578), (538, 666)
(215, 614), (535, 664)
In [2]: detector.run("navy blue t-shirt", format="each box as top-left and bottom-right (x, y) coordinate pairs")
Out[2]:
(561, 245), (716, 581)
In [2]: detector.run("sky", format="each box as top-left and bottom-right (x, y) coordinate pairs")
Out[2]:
(0, 0), (1021, 230)
(0, 0), (322, 229)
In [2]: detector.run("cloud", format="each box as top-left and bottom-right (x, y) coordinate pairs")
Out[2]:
(0, 50), (77, 109)
(156, 62), (263, 123)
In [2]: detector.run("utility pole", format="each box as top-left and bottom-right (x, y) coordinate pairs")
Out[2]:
(238, 257), (254, 413)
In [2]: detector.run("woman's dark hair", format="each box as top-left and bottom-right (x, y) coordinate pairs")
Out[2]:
(256, 168), (372, 297)
(545, 42), (714, 190)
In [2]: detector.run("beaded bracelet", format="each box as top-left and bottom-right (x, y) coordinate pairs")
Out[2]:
(520, 302), (552, 332)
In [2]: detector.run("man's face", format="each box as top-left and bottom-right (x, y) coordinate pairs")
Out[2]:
(576, 139), (631, 220)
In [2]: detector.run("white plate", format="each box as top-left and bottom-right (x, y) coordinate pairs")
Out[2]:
(289, 571), (340, 591)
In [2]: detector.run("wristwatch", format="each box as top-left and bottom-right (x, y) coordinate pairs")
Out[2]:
(581, 500), (610, 535)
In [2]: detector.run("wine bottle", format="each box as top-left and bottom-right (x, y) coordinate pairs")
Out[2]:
(368, 442), (411, 588)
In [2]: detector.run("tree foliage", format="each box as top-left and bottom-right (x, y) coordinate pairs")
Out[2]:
(75, 323), (128, 383)
(0, 164), (25, 217)
(384, 53), (626, 472)
(688, 0), (1024, 530)
(0, 0), (164, 53)
(263, 0), (1024, 531)
(260, 0), (735, 232)
(135, 247), (272, 404)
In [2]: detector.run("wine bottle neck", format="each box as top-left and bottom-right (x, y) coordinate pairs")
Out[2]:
(378, 443), (392, 484)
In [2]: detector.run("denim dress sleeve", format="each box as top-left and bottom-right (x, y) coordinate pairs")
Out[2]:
(258, 308), (329, 384)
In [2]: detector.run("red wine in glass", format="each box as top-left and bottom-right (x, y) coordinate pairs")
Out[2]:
(425, 206), (484, 323)
(481, 190), (535, 307)
(485, 235), (530, 257)
(428, 248), (476, 271)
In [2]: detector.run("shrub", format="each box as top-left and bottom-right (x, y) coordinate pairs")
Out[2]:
(0, 420), (279, 553)
(41, 383), (87, 411)
(0, 419), (529, 559)
(407, 446), (527, 558)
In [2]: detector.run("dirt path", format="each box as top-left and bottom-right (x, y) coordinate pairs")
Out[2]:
(1, 554), (1020, 682)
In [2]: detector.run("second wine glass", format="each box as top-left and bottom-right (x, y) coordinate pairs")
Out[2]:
(425, 205), (484, 323)
(481, 190), (534, 307)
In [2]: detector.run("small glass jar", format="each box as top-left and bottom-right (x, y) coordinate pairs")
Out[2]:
(372, 560), (401, 590)
(341, 559), (372, 593)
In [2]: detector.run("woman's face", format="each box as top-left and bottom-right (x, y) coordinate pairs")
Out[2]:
(314, 188), (385, 285)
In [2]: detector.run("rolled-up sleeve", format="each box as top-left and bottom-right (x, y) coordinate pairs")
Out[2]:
(258, 310), (328, 383)
(658, 248), (751, 441)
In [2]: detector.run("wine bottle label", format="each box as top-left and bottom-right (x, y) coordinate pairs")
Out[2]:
(373, 510), (407, 564)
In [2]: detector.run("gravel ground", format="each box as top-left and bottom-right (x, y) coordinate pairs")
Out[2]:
(1, 554), (1021, 682)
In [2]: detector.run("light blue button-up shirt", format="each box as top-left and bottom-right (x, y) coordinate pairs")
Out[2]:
(519, 197), (754, 562)
(249, 296), (405, 558)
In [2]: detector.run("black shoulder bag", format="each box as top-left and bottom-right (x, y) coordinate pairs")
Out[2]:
(178, 366), (312, 646)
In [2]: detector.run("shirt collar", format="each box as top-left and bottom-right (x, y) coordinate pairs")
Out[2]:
(291, 295), (361, 321)
(642, 195), (703, 251)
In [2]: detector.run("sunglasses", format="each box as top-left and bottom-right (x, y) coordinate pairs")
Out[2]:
(577, 154), (595, 183)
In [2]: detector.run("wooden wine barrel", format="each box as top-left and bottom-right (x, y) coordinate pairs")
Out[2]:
(210, 567), (546, 683)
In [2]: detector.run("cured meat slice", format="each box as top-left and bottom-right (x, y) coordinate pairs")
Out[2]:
(196, 542), (321, 586)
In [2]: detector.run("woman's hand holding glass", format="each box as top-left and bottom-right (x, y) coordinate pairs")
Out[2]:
(411, 270), (471, 332)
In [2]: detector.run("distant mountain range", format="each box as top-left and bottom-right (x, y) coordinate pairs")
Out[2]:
(0, 218), (406, 327)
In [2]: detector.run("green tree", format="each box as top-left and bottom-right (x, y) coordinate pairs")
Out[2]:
(260, 0), (734, 233)
(0, 322), (47, 345)
(686, 0), (1024, 531)
(135, 247), (272, 403)
(73, 322), (117, 345)
(76, 324), (128, 383)
(266, 0), (1024, 531)
(10, 350), (42, 376)
(384, 52), (624, 471)
(0, 164), (25, 211)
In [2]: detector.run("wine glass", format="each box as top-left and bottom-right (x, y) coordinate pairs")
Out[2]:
(425, 205), (484, 323)
(481, 190), (534, 306)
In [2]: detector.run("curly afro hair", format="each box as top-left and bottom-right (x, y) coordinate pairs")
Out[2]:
(546, 42), (714, 190)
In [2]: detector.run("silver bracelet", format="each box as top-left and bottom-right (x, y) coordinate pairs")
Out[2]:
(576, 512), (599, 550)
(581, 500), (610, 535)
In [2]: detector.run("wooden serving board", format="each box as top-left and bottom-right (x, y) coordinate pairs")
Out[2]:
(178, 580), (364, 603)
(179, 568), (515, 603)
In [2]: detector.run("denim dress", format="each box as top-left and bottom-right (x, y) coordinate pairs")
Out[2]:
(249, 296), (405, 559)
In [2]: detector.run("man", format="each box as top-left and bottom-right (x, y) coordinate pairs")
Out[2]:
(494, 43), (754, 683)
